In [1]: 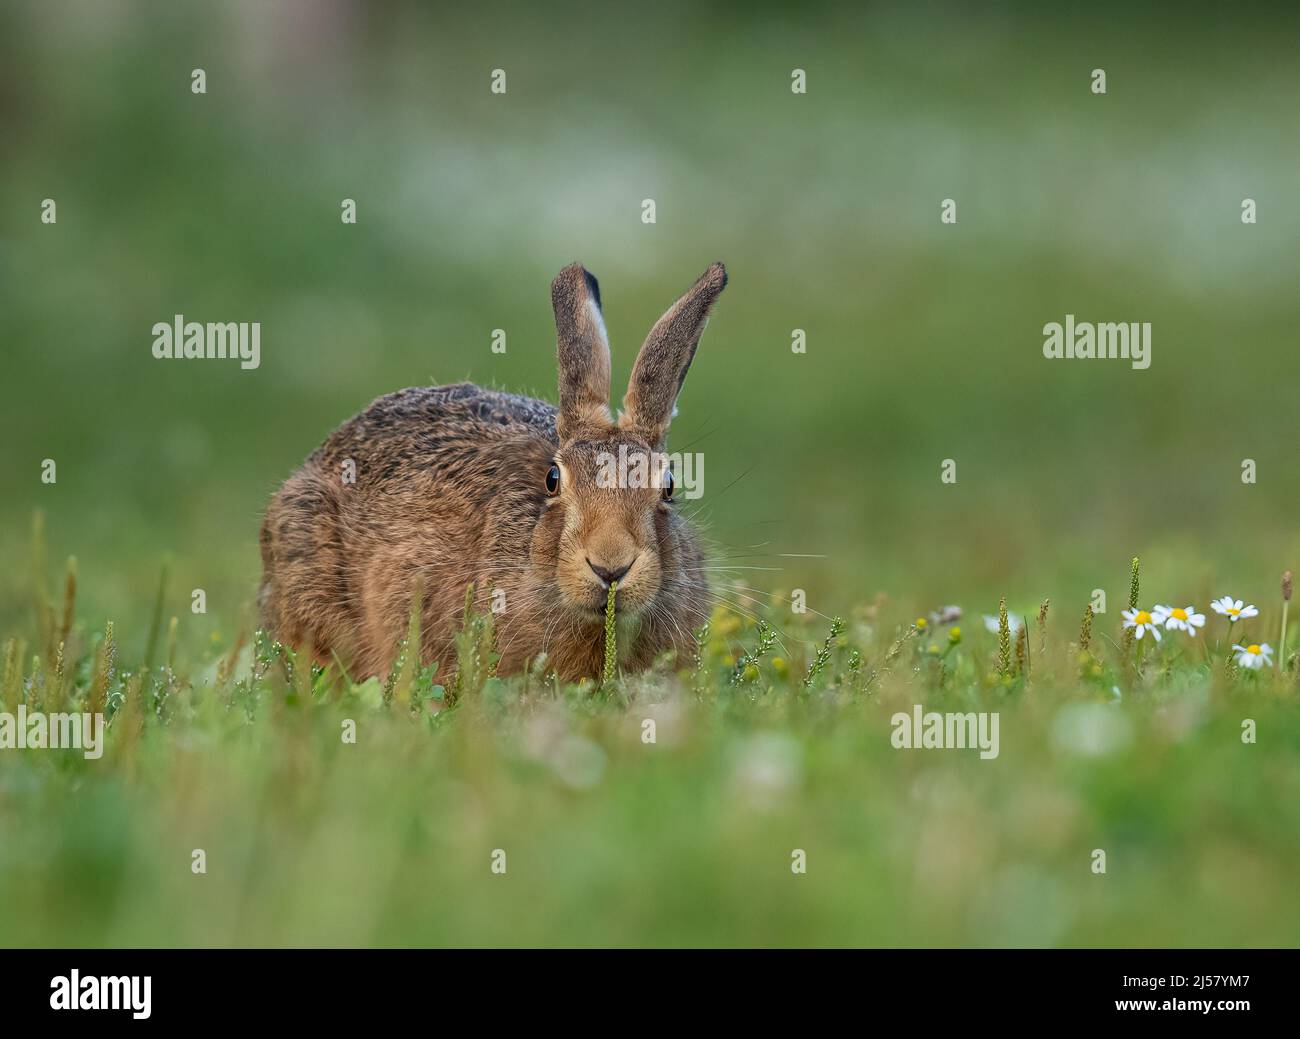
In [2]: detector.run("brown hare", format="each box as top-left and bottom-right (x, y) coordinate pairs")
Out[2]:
(258, 262), (727, 681)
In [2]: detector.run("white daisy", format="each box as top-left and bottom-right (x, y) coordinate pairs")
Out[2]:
(982, 613), (1025, 635)
(1157, 604), (1205, 635)
(1211, 596), (1259, 622)
(1121, 607), (1162, 641)
(1232, 642), (1273, 669)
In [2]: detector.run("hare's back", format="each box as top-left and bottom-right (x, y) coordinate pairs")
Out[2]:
(312, 383), (558, 466)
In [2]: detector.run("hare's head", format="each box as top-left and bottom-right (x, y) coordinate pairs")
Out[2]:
(532, 262), (727, 619)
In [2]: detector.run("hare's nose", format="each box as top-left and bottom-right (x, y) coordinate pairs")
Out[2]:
(588, 558), (633, 587)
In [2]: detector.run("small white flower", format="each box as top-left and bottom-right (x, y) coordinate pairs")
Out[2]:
(1232, 642), (1273, 669)
(1157, 604), (1206, 635)
(982, 613), (1025, 635)
(1211, 596), (1259, 622)
(928, 605), (962, 626)
(1122, 607), (1162, 641)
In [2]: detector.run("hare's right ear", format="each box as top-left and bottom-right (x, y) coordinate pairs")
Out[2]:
(619, 263), (726, 447)
(552, 263), (612, 439)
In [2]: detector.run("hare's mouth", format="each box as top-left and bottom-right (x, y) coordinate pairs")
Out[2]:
(577, 593), (618, 616)
(571, 585), (637, 617)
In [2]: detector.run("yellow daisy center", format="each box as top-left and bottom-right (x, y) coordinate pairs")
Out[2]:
(1134, 611), (1151, 625)
(1171, 608), (1188, 621)
(1246, 644), (1261, 655)
(1227, 607), (1240, 616)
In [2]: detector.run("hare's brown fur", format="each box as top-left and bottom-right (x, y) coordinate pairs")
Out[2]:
(259, 263), (726, 682)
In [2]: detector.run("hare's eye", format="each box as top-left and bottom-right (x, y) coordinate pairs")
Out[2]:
(661, 468), (674, 502)
(545, 463), (561, 496)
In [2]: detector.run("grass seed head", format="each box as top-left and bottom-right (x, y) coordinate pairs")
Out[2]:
(1122, 556), (1140, 653)
(601, 580), (618, 688)
(997, 597), (1011, 677)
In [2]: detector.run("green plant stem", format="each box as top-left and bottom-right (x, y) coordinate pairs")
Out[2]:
(1279, 601), (1289, 670)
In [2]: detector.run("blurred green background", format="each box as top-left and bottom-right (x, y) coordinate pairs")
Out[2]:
(4, 1), (1299, 633)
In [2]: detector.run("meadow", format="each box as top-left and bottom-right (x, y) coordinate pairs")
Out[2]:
(3, 3), (1300, 947)
(2, 533), (1298, 947)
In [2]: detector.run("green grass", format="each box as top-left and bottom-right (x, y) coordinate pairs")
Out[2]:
(2, 543), (1297, 947)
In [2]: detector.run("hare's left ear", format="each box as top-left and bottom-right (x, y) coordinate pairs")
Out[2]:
(553, 263), (612, 440)
(619, 262), (727, 446)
